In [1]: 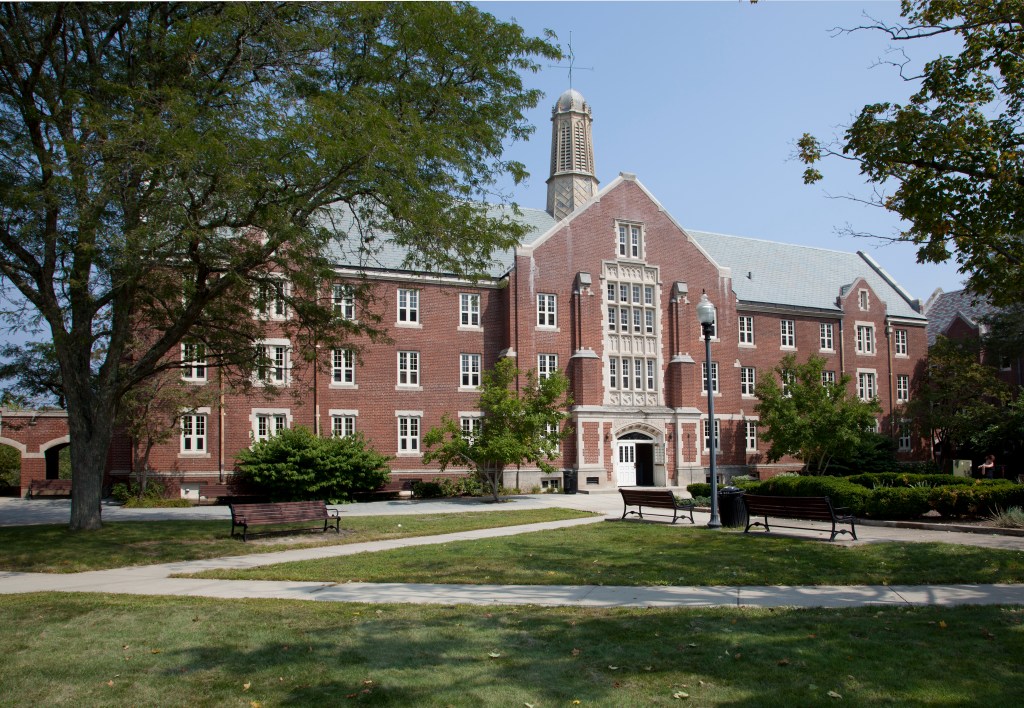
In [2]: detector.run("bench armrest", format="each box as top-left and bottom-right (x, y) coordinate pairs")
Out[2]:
(327, 507), (341, 518)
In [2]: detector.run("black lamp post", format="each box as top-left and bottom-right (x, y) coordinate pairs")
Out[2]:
(696, 293), (721, 529)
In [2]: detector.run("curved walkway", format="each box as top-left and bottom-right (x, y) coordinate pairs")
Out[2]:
(2, 495), (1024, 608)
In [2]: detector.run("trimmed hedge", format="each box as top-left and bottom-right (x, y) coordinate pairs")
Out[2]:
(845, 472), (975, 489)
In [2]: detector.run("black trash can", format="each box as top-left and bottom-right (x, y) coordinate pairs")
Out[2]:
(562, 469), (578, 494)
(717, 486), (748, 528)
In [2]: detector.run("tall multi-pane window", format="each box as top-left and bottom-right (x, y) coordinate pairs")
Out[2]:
(182, 342), (206, 382)
(460, 416), (482, 441)
(894, 329), (908, 356)
(703, 418), (721, 452)
(538, 354), (558, 380)
(609, 356), (658, 392)
(333, 284), (355, 320)
(898, 424), (912, 451)
(646, 360), (656, 390)
(896, 374), (910, 403)
(858, 289), (870, 310)
(332, 348), (355, 384)
(460, 353), (481, 388)
(257, 343), (289, 385)
(460, 293), (480, 327)
(782, 369), (794, 397)
(181, 413), (206, 452)
(397, 351), (420, 386)
(702, 361), (719, 393)
(332, 415), (356, 438)
(255, 280), (287, 319)
(856, 324), (875, 354)
(398, 416), (420, 452)
(740, 367), (756, 396)
(254, 412), (287, 442)
(744, 420), (758, 452)
(604, 262), (660, 403)
(609, 358), (618, 389)
(617, 222), (643, 258)
(819, 323), (834, 351)
(397, 288), (419, 323)
(857, 372), (877, 401)
(738, 316), (754, 345)
(545, 421), (560, 453)
(821, 370), (837, 385)
(780, 320), (795, 348)
(537, 293), (557, 327)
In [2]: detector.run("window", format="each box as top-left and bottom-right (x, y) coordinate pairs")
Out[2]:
(609, 358), (617, 389)
(644, 286), (654, 306)
(898, 424), (912, 452)
(397, 288), (419, 324)
(538, 354), (558, 380)
(617, 222), (643, 259)
(460, 353), (481, 388)
(182, 342), (206, 382)
(646, 360), (655, 390)
(745, 420), (758, 452)
(460, 416), (482, 441)
(397, 415), (420, 453)
(857, 372), (877, 401)
(740, 367), (756, 396)
(333, 284), (355, 320)
(253, 412), (288, 442)
(257, 342), (289, 385)
(703, 418), (721, 452)
(398, 351), (420, 386)
(702, 361), (719, 393)
(738, 316), (754, 345)
(782, 369), (794, 397)
(780, 319), (795, 348)
(332, 415), (356, 438)
(821, 370), (836, 385)
(545, 421), (560, 453)
(332, 348), (355, 385)
(608, 306), (617, 331)
(819, 323), (834, 351)
(896, 374), (910, 403)
(858, 289), (870, 311)
(460, 293), (480, 327)
(856, 324), (875, 355)
(610, 356), (658, 392)
(645, 309), (655, 334)
(180, 413), (206, 453)
(255, 279), (287, 319)
(537, 293), (557, 327)
(894, 329), (908, 356)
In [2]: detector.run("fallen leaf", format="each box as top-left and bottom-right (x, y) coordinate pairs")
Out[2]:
(828, 690), (842, 699)
(939, 621), (948, 629)
(488, 652), (502, 658)
(687, 643), (697, 648)
(362, 680), (374, 686)
(644, 665), (653, 671)
(570, 648), (581, 657)
(673, 691), (689, 699)
(243, 682), (251, 691)
(613, 681), (622, 688)
(777, 658), (790, 666)
(608, 665), (620, 670)
(733, 653), (743, 660)
(106, 681), (114, 687)
(150, 649), (161, 654)
(982, 629), (995, 640)
(572, 701), (581, 705)
(250, 702), (261, 708)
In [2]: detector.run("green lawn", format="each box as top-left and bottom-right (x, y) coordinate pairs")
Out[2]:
(0, 508), (595, 573)
(191, 522), (1024, 587)
(1, 594), (1021, 706)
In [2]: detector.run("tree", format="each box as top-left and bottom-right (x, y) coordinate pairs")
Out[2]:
(754, 354), (881, 474)
(0, 3), (557, 529)
(422, 358), (571, 502)
(906, 336), (1011, 466)
(235, 426), (391, 503)
(798, 0), (1024, 306)
(0, 341), (66, 408)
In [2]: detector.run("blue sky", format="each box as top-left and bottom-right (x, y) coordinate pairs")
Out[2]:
(480, 0), (965, 303)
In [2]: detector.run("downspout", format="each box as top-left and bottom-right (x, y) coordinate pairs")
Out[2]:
(885, 320), (895, 438)
(218, 367), (225, 483)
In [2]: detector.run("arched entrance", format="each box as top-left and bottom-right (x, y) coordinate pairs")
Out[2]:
(615, 431), (656, 487)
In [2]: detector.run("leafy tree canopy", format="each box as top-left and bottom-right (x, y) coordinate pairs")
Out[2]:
(754, 354), (881, 474)
(0, 2), (557, 529)
(799, 0), (1024, 306)
(0, 341), (65, 408)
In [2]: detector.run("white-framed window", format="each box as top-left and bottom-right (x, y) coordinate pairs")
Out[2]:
(397, 288), (419, 324)
(332, 284), (355, 320)
(607, 306), (617, 332)
(460, 293), (480, 327)
(397, 414), (421, 453)
(646, 359), (656, 390)
(609, 357), (617, 389)
(331, 414), (356, 438)
(782, 369), (794, 397)
(545, 421), (560, 453)
(702, 361), (719, 394)
(537, 293), (557, 328)
(857, 371), (877, 401)
(819, 323), (834, 351)
(460, 415), (482, 442)
(821, 370), (837, 385)
(397, 351), (420, 386)
(644, 286), (654, 306)
(896, 374), (910, 403)
(645, 309), (655, 334)
(538, 354), (558, 380)
(738, 316), (754, 345)
(609, 356), (658, 392)
(617, 222), (644, 259)
(632, 308), (642, 333)
(703, 418), (721, 452)
(252, 410), (289, 443)
(180, 412), (207, 453)
(256, 341), (290, 385)
(898, 423), (912, 452)
(460, 353), (481, 388)
(332, 348), (355, 385)
(858, 289), (870, 311)
(255, 279), (288, 319)
(780, 319), (795, 348)
(856, 324), (875, 355)
(744, 420), (758, 452)
(740, 367), (756, 396)
(181, 342), (206, 382)
(894, 328), (908, 356)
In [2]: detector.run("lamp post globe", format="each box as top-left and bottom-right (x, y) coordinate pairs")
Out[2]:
(697, 293), (721, 529)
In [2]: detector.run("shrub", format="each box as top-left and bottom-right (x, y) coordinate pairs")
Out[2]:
(411, 480), (445, 499)
(0, 443), (20, 487)
(845, 473), (974, 490)
(754, 475), (871, 515)
(988, 507), (1024, 529)
(110, 480), (179, 505)
(236, 427), (391, 503)
(863, 486), (932, 519)
(929, 481), (1024, 518)
(687, 483), (711, 498)
(828, 431), (899, 475)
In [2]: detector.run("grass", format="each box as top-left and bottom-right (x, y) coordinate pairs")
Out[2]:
(0, 508), (595, 573)
(191, 522), (1024, 586)
(1, 594), (1021, 706)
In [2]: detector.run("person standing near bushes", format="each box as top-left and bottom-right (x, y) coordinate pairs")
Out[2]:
(977, 454), (996, 479)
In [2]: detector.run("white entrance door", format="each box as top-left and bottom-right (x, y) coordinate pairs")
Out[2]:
(616, 442), (637, 486)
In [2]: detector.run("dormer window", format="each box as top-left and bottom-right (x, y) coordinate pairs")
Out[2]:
(617, 222), (644, 259)
(858, 289), (870, 311)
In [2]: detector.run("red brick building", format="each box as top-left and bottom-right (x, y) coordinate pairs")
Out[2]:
(108, 88), (929, 495)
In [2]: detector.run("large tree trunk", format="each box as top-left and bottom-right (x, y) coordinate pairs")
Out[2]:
(65, 388), (117, 531)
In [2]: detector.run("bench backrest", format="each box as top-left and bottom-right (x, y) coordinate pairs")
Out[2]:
(742, 494), (835, 521)
(230, 500), (329, 524)
(29, 479), (72, 490)
(620, 488), (678, 507)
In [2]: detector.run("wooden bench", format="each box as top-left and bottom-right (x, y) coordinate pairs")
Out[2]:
(27, 479), (72, 498)
(742, 494), (857, 542)
(229, 500), (341, 541)
(619, 488), (695, 524)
